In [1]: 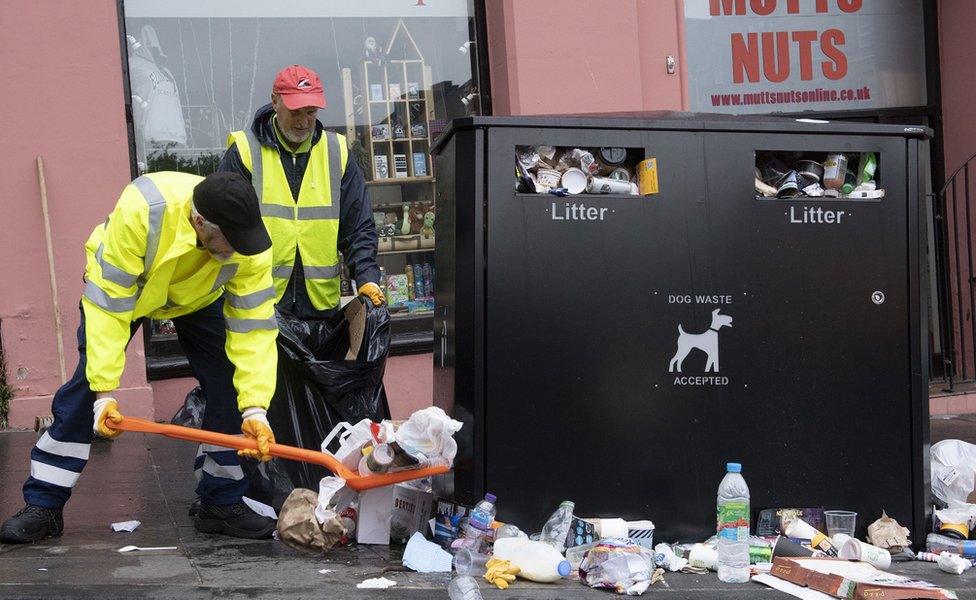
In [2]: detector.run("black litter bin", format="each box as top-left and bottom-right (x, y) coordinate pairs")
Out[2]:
(431, 113), (931, 544)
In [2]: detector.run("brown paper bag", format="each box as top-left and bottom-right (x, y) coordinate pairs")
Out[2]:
(277, 488), (346, 552)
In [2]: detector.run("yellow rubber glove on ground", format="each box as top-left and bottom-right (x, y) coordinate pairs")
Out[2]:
(484, 557), (520, 590)
(359, 282), (385, 307)
(239, 408), (275, 462)
(92, 397), (124, 439)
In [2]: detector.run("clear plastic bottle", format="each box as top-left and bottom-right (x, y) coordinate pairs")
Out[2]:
(716, 462), (751, 583)
(927, 533), (976, 557)
(540, 500), (575, 554)
(447, 575), (484, 600)
(462, 493), (497, 550)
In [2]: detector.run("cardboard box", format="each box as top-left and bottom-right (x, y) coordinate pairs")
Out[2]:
(390, 484), (434, 544)
(770, 557), (955, 600)
(357, 483), (434, 545)
(565, 517), (597, 549)
(627, 520), (656, 549)
(356, 485), (395, 545)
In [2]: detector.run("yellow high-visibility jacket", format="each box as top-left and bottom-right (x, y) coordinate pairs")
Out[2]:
(81, 171), (278, 411)
(227, 128), (347, 311)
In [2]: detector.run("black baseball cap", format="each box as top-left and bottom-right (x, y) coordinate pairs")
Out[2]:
(192, 172), (271, 256)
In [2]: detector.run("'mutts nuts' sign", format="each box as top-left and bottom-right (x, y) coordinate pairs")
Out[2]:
(683, 0), (927, 115)
(712, 0), (861, 84)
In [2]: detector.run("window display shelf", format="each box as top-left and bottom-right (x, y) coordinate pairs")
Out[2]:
(366, 176), (434, 187)
(379, 247), (434, 256)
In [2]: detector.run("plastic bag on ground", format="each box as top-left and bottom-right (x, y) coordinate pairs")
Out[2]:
(931, 439), (976, 507)
(580, 539), (657, 596)
(277, 488), (346, 553)
(394, 406), (463, 465)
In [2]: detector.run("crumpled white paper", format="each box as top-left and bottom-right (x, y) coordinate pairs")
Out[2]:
(356, 577), (397, 589)
(111, 520), (141, 532)
(402, 532), (453, 573)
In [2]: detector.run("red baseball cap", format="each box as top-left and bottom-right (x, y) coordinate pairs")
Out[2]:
(273, 65), (326, 110)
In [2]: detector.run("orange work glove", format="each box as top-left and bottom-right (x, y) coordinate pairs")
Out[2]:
(239, 408), (275, 462)
(92, 397), (124, 439)
(359, 282), (385, 307)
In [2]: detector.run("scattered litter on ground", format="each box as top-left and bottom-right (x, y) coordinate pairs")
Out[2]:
(243, 496), (277, 520)
(110, 520), (141, 532)
(402, 531), (452, 573)
(117, 545), (178, 553)
(356, 576), (397, 589)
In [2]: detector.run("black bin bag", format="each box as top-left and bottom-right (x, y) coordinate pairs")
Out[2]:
(173, 297), (391, 510)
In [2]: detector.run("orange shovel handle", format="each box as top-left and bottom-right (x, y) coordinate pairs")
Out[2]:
(110, 417), (449, 492)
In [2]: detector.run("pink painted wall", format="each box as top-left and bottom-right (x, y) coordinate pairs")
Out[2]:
(0, 0), (153, 429)
(485, 0), (687, 115)
(938, 0), (976, 379)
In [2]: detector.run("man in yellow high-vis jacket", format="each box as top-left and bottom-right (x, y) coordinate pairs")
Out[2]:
(218, 65), (384, 318)
(1, 172), (280, 543)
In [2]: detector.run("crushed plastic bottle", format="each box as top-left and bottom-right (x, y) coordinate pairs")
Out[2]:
(447, 575), (484, 600)
(461, 494), (497, 552)
(540, 500), (575, 554)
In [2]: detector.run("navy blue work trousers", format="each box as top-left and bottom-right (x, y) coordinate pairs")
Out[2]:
(22, 298), (247, 509)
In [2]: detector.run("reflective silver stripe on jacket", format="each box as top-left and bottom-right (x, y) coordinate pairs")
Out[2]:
(246, 129), (341, 218)
(304, 264), (340, 280)
(210, 263), (239, 293)
(260, 204), (340, 220)
(225, 286), (276, 310)
(245, 129), (263, 202)
(272, 265), (293, 280)
(84, 280), (137, 313)
(130, 176), (167, 275)
(225, 316), (278, 333)
(94, 243), (138, 288)
(324, 130), (342, 208)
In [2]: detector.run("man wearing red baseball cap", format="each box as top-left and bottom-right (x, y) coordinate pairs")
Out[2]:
(219, 64), (384, 319)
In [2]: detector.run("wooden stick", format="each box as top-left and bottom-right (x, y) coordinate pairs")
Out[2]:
(36, 156), (67, 384)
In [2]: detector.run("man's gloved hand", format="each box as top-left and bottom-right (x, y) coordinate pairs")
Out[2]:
(358, 282), (385, 307)
(92, 397), (124, 438)
(239, 408), (275, 462)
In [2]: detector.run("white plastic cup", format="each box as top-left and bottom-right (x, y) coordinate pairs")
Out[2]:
(840, 538), (891, 570)
(454, 548), (489, 577)
(824, 510), (857, 538)
(561, 168), (587, 195)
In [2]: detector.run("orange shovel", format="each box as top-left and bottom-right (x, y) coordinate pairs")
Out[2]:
(109, 416), (450, 491)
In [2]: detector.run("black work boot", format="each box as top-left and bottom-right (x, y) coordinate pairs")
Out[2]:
(193, 501), (275, 539)
(187, 498), (200, 517)
(1, 505), (64, 543)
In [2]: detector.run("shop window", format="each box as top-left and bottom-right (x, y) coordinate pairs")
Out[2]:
(515, 146), (646, 195)
(755, 151), (882, 200)
(122, 1), (484, 377)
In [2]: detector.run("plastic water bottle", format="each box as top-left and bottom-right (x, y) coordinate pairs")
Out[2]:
(716, 462), (751, 583)
(927, 533), (976, 558)
(462, 493), (497, 550)
(540, 500), (575, 554)
(447, 575), (484, 600)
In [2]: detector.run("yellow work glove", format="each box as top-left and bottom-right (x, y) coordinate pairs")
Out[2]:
(359, 282), (385, 307)
(484, 557), (520, 590)
(92, 396), (124, 439)
(239, 408), (275, 462)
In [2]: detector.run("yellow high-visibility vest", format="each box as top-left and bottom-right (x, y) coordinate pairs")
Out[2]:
(228, 129), (348, 311)
(82, 171), (278, 410)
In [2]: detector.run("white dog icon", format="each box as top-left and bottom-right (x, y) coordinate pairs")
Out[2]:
(668, 309), (733, 373)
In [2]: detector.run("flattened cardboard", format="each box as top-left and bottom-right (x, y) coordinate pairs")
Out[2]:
(770, 557), (955, 600)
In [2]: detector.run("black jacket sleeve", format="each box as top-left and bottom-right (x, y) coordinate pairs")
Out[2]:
(217, 143), (252, 181)
(338, 158), (381, 287)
